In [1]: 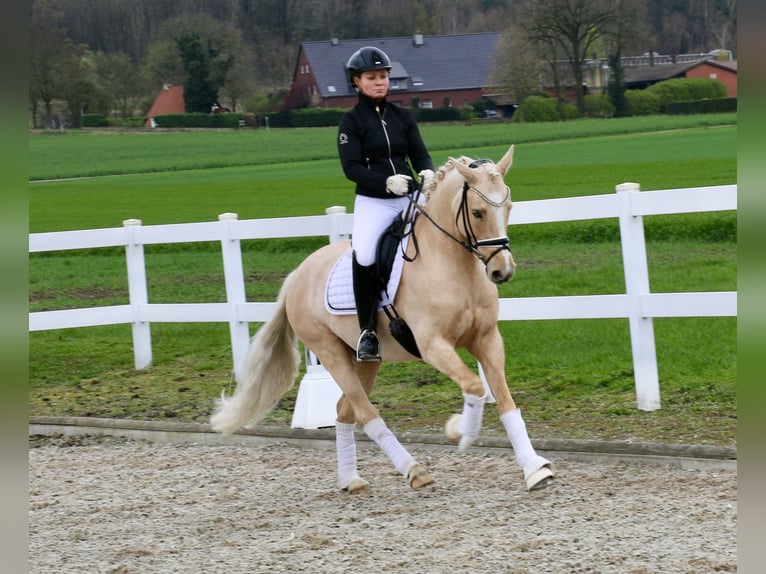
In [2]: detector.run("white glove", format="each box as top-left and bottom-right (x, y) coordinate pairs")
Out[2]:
(418, 169), (435, 191)
(386, 174), (413, 196)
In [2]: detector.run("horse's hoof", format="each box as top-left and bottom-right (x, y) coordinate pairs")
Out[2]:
(342, 477), (370, 494)
(407, 464), (435, 490)
(445, 413), (461, 442)
(523, 455), (555, 491)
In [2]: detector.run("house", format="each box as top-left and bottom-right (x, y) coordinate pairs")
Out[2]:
(624, 58), (737, 97)
(145, 84), (185, 126)
(682, 59), (737, 97)
(284, 33), (501, 111)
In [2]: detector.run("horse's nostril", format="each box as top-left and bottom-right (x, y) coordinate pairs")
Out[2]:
(491, 269), (511, 284)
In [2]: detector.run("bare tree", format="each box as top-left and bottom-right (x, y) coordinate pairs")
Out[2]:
(489, 25), (543, 119)
(522, 0), (615, 115)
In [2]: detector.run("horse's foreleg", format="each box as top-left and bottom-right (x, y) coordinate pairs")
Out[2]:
(500, 409), (554, 490)
(471, 332), (555, 491)
(421, 339), (491, 451)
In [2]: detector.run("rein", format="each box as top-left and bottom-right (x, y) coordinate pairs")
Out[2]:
(406, 159), (511, 267)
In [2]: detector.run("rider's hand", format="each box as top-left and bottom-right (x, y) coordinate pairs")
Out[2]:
(386, 174), (413, 196)
(418, 169), (435, 192)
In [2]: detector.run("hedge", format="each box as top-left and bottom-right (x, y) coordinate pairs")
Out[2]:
(666, 97), (737, 115)
(290, 108), (346, 127)
(152, 112), (246, 128)
(81, 114), (108, 127)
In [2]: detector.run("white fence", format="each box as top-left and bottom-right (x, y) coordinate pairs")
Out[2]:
(29, 183), (736, 412)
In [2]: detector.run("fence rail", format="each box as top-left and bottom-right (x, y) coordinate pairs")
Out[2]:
(29, 183), (737, 411)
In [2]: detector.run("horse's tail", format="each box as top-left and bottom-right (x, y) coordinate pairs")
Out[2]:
(210, 272), (300, 434)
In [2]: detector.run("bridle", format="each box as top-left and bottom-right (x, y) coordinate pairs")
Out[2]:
(405, 159), (511, 268)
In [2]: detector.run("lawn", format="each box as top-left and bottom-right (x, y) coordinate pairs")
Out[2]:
(28, 115), (737, 446)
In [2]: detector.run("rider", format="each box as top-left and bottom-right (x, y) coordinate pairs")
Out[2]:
(338, 46), (435, 362)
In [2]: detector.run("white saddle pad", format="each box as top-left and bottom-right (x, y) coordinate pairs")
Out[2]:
(325, 235), (409, 316)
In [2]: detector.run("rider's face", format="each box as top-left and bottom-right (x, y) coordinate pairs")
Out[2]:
(355, 70), (390, 101)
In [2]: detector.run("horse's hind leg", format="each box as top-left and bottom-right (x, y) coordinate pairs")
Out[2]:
(319, 343), (433, 490)
(334, 362), (379, 494)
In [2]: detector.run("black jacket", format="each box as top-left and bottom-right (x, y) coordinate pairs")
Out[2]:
(338, 94), (433, 199)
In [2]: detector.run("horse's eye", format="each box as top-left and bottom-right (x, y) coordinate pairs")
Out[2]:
(472, 209), (483, 219)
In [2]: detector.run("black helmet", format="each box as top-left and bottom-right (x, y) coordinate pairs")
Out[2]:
(346, 46), (392, 81)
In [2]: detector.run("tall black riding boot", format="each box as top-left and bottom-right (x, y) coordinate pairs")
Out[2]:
(352, 253), (381, 362)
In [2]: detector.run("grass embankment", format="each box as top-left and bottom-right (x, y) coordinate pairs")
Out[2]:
(29, 115), (737, 446)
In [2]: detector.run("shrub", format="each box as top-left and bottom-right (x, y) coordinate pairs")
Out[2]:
(515, 95), (560, 122)
(583, 94), (616, 118)
(624, 90), (661, 116)
(646, 77), (727, 111)
(560, 103), (580, 120)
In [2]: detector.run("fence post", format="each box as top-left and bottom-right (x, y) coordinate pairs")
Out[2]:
(616, 183), (661, 411)
(290, 207), (347, 429)
(219, 213), (251, 381)
(325, 205), (350, 243)
(123, 219), (152, 369)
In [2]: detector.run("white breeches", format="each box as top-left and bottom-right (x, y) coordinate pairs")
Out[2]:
(351, 195), (410, 266)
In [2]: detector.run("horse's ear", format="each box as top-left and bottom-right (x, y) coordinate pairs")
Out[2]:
(497, 145), (514, 176)
(450, 156), (477, 183)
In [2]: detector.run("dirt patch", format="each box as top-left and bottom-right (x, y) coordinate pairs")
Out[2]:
(29, 435), (736, 573)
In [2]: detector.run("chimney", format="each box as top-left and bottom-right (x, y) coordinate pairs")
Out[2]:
(414, 33), (424, 46)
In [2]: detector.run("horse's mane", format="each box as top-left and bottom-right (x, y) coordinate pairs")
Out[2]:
(426, 156), (502, 197)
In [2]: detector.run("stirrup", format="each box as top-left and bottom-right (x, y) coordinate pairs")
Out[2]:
(356, 329), (381, 362)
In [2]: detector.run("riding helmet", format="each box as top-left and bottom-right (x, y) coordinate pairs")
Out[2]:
(346, 47), (392, 81)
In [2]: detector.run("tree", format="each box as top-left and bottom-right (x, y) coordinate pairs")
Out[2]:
(54, 40), (103, 127)
(488, 26), (543, 121)
(522, 0), (615, 115)
(29, 1), (67, 128)
(143, 14), (242, 110)
(606, 50), (627, 116)
(92, 51), (148, 117)
(602, 0), (647, 117)
(177, 33), (231, 113)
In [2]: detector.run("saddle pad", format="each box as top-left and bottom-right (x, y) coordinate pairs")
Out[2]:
(325, 235), (409, 315)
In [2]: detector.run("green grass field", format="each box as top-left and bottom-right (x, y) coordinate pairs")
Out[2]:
(28, 115), (737, 446)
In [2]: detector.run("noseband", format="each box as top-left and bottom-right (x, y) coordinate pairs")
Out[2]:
(408, 159), (511, 268)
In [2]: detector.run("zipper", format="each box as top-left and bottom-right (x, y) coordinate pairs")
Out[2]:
(376, 105), (396, 175)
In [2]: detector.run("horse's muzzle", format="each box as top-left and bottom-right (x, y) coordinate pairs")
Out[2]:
(489, 263), (514, 284)
(481, 245), (515, 284)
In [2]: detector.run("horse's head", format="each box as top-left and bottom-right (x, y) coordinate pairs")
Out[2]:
(430, 145), (516, 284)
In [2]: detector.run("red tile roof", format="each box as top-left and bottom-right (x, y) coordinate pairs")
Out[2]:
(145, 85), (185, 126)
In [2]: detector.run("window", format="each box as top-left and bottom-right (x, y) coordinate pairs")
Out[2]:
(390, 79), (400, 89)
(327, 85), (336, 93)
(421, 99), (433, 108)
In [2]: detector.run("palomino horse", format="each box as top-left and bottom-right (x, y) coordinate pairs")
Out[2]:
(211, 145), (554, 492)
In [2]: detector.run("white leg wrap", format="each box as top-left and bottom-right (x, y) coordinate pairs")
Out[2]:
(363, 417), (416, 477)
(335, 421), (360, 489)
(457, 392), (487, 452)
(500, 408), (537, 469)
